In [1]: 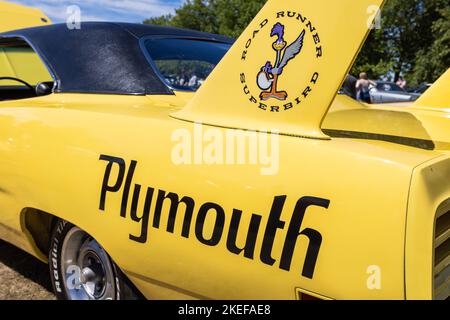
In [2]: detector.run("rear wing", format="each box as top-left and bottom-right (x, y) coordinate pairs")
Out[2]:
(0, 1), (51, 33)
(413, 68), (450, 112)
(173, 0), (385, 139)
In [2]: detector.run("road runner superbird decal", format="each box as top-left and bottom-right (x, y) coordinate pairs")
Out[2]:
(257, 23), (305, 101)
(99, 155), (330, 279)
(240, 10), (322, 112)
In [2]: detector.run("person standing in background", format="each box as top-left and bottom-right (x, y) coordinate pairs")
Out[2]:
(356, 72), (376, 103)
(396, 76), (407, 89)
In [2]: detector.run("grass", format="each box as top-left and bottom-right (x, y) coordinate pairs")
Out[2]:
(0, 240), (55, 300)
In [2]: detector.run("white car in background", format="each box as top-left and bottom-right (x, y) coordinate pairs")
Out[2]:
(370, 81), (420, 104)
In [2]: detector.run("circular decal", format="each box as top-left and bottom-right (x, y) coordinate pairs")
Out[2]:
(239, 11), (324, 112)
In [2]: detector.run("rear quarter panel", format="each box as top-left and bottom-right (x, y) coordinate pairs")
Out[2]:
(0, 94), (442, 299)
(405, 156), (450, 299)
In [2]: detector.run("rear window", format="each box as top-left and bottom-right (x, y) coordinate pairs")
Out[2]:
(0, 44), (53, 101)
(143, 38), (231, 92)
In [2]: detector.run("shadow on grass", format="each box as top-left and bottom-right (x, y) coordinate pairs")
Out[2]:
(0, 239), (53, 293)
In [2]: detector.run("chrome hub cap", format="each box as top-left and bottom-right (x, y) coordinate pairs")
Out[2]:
(61, 227), (116, 300)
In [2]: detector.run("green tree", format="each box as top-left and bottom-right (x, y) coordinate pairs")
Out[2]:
(144, 0), (450, 86)
(409, 6), (450, 84)
(144, 0), (265, 37)
(144, 14), (173, 26)
(352, 0), (449, 86)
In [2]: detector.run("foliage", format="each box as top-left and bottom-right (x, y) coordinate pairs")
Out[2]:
(144, 0), (450, 87)
(144, 0), (266, 37)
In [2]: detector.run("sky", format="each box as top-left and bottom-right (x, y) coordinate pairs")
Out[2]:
(8, 0), (183, 23)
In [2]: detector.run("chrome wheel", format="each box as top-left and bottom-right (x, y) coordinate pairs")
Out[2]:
(61, 227), (116, 300)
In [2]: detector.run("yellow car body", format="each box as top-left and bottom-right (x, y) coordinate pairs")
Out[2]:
(0, 1), (51, 86)
(0, 1), (51, 32)
(0, 0), (448, 300)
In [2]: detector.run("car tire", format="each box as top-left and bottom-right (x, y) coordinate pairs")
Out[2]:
(48, 219), (142, 300)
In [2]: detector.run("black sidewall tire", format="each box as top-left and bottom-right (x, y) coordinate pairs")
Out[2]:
(48, 219), (138, 300)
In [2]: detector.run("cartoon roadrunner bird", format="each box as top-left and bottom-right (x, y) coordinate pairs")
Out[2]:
(257, 23), (306, 101)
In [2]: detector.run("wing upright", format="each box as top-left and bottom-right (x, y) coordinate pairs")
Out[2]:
(174, 0), (386, 140)
(413, 68), (450, 111)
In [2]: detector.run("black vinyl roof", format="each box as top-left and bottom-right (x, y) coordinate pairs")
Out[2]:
(0, 22), (234, 95)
